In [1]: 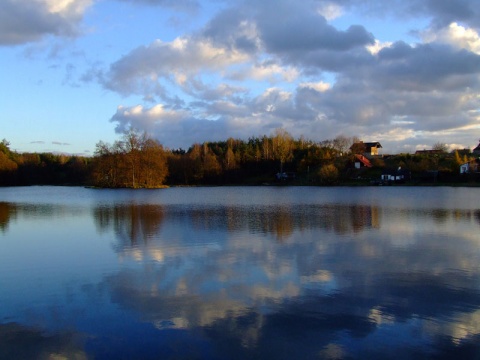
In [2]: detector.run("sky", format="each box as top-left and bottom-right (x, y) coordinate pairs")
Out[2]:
(2, 0), (480, 155)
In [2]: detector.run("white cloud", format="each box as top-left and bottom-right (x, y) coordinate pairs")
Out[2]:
(102, 36), (251, 98)
(316, 2), (344, 21)
(43, 0), (91, 16)
(11, 0), (480, 154)
(232, 62), (299, 83)
(366, 39), (393, 55)
(299, 81), (331, 92)
(422, 22), (480, 54)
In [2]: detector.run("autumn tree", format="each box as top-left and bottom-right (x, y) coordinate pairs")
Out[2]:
(117, 129), (149, 188)
(272, 128), (294, 173)
(91, 129), (168, 188)
(224, 146), (237, 170)
(138, 138), (168, 187)
(202, 144), (222, 180)
(0, 139), (18, 185)
(317, 164), (339, 185)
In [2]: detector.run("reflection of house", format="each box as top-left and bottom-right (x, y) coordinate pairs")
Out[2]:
(275, 172), (296, 181)
(354, 154), (372, 169)
(380, 168), (411, 183)
(460, 159), (480, 174)
(350, 141), (382, 158)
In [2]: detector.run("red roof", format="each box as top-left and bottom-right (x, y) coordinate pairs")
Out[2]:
(354, 154), (372, 168)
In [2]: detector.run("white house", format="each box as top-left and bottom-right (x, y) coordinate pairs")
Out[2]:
(381, 167), (411, 183)
(460, 159), (479, 174)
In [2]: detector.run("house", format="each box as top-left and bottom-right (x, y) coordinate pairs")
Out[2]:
(380, 167), (411, 183)
(350, 141), (382, 158)
(454, 148), (471, 157)
(415, 149), (444, 155)
(354, 154), (372, 169)
(473, 141), (480, 156)
(460, 159), (480, 174)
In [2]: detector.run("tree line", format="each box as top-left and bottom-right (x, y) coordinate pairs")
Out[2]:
(0, 139), (90, 186)
(0, 131), (478, 187)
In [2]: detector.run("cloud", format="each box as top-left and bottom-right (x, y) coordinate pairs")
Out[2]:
(421, 22), (480, 54)
(86, 0), (480, 153)
(331, 0), (480, 29)
(0, 323), (87, 359)
(0, 0), (92, 46)
(110, 104), (229, 149)
(201, 0), (375, 71)
(115, 0), (200, 12)
(100, 37), (250, 100)
(317, 2), (344, 21)
(92, 200), (480, 357)
(52, 141), (71, 146)
(417, 0), (480, 29)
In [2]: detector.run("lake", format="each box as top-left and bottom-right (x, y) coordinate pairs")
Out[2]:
(0, 186), (479, 359)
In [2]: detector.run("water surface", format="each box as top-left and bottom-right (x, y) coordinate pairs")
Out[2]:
(1, 186), (480, 359)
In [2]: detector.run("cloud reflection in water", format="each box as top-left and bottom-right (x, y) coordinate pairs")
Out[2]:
(91, 200), (480, 358)
(1, 187), (480, 359)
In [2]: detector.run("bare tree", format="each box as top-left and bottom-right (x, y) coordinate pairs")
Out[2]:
(332, 135), (351, 155)
(432, 142), (448, 153)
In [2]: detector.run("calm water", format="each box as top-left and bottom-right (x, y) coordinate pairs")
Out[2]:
(1, 186), (480, 359)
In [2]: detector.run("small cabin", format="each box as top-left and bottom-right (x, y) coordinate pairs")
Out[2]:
(350, 141), (382, 158)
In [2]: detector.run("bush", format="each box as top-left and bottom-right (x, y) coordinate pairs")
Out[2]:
(317, 164), (339, 185)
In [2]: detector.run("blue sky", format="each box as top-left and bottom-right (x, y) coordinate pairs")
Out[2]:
(2, 0), (480, 155)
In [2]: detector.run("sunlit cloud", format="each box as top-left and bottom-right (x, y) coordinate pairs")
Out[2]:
(0, 0), (92, 45)
(421, 22), (480, 54)
(5, 0), (480, 153)
(366, 39), (393, 55)
(299, 81), (331, 92)
(317, 2), (344, 21)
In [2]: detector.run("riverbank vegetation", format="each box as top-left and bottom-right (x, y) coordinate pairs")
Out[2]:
(0, 131), (479, 187)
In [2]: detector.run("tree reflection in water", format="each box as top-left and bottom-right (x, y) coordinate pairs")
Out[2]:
(86, 200), (480, 358)
(94, 204), (164, 246)
(2, 186), (480, 359)
(0, 202), (16, 232)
